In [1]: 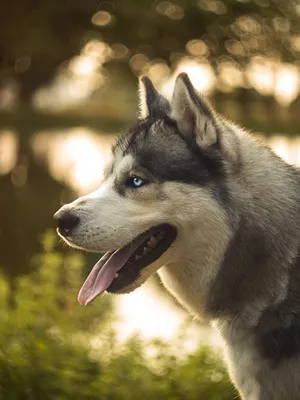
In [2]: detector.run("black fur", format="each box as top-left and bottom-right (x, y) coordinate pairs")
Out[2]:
(255, 259), (300, 365)
(140, 76), (171, 118)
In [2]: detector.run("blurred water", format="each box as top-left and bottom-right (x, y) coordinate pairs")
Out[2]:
(31, 128), (115, 194)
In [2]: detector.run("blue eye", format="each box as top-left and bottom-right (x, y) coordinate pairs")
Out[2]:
(126, 175), (147, 188)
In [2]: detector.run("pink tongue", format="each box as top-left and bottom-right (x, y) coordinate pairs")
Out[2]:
(78, 234), (148, 306)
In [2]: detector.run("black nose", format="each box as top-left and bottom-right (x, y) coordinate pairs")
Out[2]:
(54, 211), (79, 236)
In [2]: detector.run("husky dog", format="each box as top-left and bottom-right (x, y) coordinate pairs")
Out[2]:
(55, 73), (300, 399)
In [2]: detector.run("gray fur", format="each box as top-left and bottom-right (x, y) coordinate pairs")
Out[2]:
(139, 76), (171, 118)
(56, 74), (300, 400)
(127, 75), (300, 399)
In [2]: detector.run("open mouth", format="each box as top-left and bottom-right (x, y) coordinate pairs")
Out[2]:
(78, 224), (177, 306)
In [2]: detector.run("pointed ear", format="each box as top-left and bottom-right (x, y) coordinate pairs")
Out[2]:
(171, 73), (218, 149)
(138, 76), (171, 119)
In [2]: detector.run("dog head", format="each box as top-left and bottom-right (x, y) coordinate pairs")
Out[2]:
(54, 73), (233, 305)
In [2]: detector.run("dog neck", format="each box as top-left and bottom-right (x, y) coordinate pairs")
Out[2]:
(158, 221), (232, 320)
(160, 130), (300, 327)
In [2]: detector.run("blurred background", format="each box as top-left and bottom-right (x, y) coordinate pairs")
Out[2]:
(2, 0), (300, 398)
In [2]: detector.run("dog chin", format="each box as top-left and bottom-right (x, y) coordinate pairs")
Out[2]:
(109, 275), (150, 294)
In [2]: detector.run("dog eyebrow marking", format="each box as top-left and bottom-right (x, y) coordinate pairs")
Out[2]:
(116, 154), (135, 178)
(112, 154), (136, 196)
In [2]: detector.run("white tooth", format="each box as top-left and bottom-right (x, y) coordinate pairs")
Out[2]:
(148, 236), (158, 248)
(143, 247), (151, 255)
(115, 273), (119, 278)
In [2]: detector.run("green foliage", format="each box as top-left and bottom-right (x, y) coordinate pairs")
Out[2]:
(0, 232), (238, 399)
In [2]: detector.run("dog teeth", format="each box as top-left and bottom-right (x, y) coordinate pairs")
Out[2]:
(148, 236), (158, 248)
(115, 273), (119, 278)
(134, 246), (152, 261)
(143, 246), (151, 255)
(133, 235), (164, 262)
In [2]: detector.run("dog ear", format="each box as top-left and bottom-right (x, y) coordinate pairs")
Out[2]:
(139, 76), (171, 119)
(171, 73), (218, 148)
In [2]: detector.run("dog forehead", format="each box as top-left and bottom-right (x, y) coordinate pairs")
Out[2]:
(114, 117), (187, 160)
(113, 153), (135, 176)
(109, 116), (219, 187)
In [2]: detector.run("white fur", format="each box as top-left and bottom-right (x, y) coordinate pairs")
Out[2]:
(55, 75), (300, 400)
(58, 150), (231, 298)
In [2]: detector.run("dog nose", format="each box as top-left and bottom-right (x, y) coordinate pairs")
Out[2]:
(54, 210), (79, 236)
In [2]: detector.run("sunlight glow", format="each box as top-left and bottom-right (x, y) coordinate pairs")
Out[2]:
(0, 130), (18, 174)
(33, 40), (110, 110)
(161, 59), (216, 98)
(246, 59), (300, 105)
(113, 282), (222, 350)
(33, 128), (115, 194)
(267, 136), (300, 166)
(52, 131), (113, 193)
(92, 11), (114, 27)
(218, 61), (243, 91)
(114, 284), (184, 341)
(69, 56), (98, 76)
(274, 64), (300, 106)
(60, 135), (105, 190)
(246, 58), (275, 96)
(32, 34), (300, 111)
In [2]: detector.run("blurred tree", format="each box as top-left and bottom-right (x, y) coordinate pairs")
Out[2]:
(0, 0), (99, 103)
(1, 0), (300, 104)
(100, 0), (300, 75)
